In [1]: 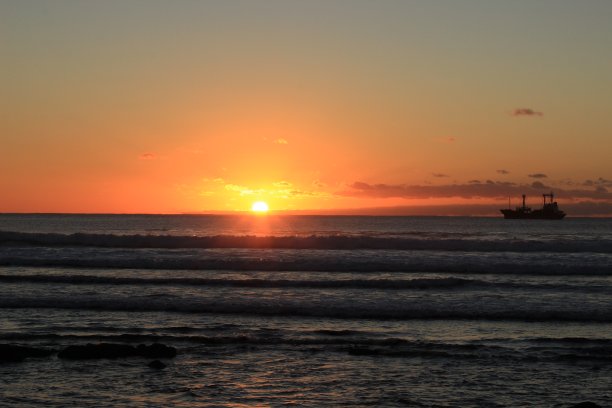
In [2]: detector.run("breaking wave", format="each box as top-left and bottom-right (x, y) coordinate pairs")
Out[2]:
(1, 296), (612, 323)
(1, 248), (611, 275)
(2, 230), (612, 253)
(0, 274), (607, 292)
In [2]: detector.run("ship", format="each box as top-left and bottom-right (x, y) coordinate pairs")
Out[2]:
(500, 192), (566, 219)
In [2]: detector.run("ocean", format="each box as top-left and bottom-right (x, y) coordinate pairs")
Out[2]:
(1, 214), (611, 407)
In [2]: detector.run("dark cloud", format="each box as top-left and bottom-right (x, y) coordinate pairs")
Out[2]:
(344, 181), (521, 199)
(432, 173), (449, 178)
(583, 178), (612, 188)
(566, 201), (612, 216)
(530, 181), (548, 189)
(139, 153), (156, 160)
(512, 108), (543, 117)
(340, 180), (612, 201)
(497, 169), (510, 175)
(528, 173), (547, 179)
(436, 137), (456, 143)
(597, 177), (612, 187)
(296, 201), (612, 217)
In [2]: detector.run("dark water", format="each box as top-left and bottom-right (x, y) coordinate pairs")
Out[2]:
(1, 214), (611, 407)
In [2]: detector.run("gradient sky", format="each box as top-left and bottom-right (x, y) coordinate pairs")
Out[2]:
(2, 0), (612, 214)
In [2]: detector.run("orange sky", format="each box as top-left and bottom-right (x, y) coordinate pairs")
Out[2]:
(2, 1), (612, 215)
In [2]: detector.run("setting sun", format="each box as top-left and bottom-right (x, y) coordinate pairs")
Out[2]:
(251, 201), (269, 213)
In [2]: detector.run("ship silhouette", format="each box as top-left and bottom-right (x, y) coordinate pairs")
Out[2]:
(500, 193), (566, 219)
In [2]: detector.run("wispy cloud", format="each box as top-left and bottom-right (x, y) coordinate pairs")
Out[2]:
(224, 182), (329, 200)
(139, 153), (156, 160)
(312, 180), (327, 189)
(512, 108), (543, 117)
(225, 184), (258, 196)
(497, 169), (510, 175)
(432, 173), (449, 178)
(528, 173), (547, 179)
(275, 138), (288, 145)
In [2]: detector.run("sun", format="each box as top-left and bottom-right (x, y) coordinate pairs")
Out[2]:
(251, 201), (269, 213)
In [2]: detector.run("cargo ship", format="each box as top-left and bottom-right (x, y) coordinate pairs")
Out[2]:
(501, 193), (566, 219)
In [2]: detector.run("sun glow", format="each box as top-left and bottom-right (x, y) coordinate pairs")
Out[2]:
(251, 201), (269, 213)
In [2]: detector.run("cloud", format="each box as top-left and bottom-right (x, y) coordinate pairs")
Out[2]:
(225, 184), (258, 196)
(344, 180), (519, 199)
(340, 180), (612, 201)
(275, 138), (288, 145)
(528, 173), (547, 179)
(223, 181), (329, 200)
(497, 169), (510, 175)
(599, 177), (612, 186)
(530, 181), (548, 189)
(584, 178), (612, 188)
(567, 201), (612, 216)
(312, 180), (327, 189)
(294, 201), (612, 217)
(512, 108), (543, 117)
(432, 173), (449, 178)
(139, 153), (156, 160)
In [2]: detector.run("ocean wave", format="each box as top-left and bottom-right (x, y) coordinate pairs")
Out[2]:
(2, 230), (612, 253)
(2, 296), (612, 323)
(1, 251), (610, 275)
(0, 274), (476, 289)
(5, 331), (612, 350)
(3, 332), (612, 363)
(0, 274), (607, 292)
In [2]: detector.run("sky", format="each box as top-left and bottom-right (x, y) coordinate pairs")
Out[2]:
(2, 0), (612, 215)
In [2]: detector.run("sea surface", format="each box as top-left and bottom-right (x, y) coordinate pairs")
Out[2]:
(1, 214), (611, 407)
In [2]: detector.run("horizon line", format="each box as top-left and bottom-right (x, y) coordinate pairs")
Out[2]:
(1, 211), (610, 219)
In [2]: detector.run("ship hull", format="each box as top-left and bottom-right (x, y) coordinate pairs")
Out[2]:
(500, 209), (566, 220)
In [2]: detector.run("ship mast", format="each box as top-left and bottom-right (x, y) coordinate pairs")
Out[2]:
(543, 192), (554, 205)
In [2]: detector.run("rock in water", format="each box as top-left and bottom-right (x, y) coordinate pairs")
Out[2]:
(0, 344), (55, 363)
(58, 343), (135, 359)
(148, 360), (167, 369)
(58, 343), (177, 360)
(137, 343), (177, 358)
(569, 403), (602, 408)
